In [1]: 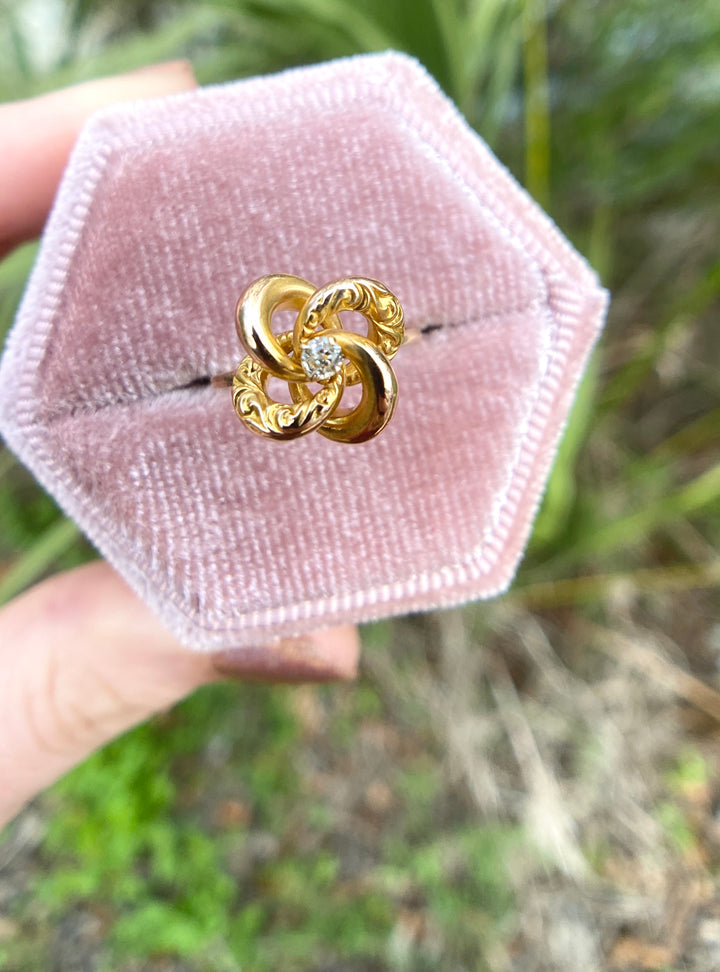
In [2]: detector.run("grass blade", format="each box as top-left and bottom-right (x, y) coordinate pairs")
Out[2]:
(521, 0), (550, 207)
(0, 517), (81, 605)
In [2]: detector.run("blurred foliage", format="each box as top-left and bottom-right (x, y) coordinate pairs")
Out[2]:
(1, 0), (719, 968)
(5, 681), (519, 969)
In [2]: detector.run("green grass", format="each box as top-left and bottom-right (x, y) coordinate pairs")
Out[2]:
(1, 0), (720, 968)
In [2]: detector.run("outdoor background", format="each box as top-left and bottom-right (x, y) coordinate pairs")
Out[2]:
(1, 0), (719, 969)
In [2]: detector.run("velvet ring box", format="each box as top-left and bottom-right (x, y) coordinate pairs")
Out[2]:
(0, 52), (608, 651)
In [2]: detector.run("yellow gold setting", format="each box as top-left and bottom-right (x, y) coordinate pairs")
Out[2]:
(231, 274), (404, 443)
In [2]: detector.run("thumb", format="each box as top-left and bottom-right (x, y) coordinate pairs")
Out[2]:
(0, 561), (359, 828)
(0, 562), (214, 826)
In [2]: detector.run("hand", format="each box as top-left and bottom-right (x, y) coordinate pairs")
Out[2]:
(0, 63), (359, 829)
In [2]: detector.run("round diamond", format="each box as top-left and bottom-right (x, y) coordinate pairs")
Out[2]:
(300, 335), (343, 381)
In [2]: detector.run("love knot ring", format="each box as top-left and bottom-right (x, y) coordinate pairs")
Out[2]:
(230, 274), (405, 443)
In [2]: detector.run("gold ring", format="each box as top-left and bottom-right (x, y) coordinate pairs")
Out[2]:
(228, 274), (404, 443)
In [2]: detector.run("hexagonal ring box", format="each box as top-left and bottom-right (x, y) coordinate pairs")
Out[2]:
(0, 53), (607, 650)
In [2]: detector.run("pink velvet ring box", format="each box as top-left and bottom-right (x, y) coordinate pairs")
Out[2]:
(0, 52), (607, 651)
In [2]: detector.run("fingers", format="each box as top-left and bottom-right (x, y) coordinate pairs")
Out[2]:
(0, 60), (197, 259)
(0, 561), (360, 828)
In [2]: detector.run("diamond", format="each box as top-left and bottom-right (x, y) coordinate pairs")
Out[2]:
(300, 335), (343, 381)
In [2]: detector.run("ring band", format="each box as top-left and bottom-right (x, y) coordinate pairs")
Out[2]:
(229, 274), (405, 443)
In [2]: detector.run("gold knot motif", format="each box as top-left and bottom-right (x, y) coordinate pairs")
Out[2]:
(232, 274), (404, 443)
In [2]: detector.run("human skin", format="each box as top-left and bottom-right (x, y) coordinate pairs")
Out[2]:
(0, 62), (359, 829)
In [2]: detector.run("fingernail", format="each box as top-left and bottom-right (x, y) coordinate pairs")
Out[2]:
(128, 60), (196, 86)
(212, 628), (359, 684)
